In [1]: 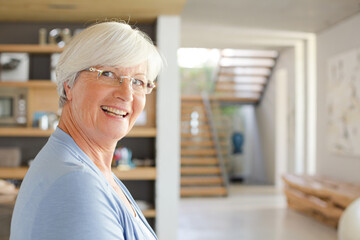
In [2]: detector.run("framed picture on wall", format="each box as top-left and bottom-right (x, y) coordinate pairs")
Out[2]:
(327, 48), (360, 156)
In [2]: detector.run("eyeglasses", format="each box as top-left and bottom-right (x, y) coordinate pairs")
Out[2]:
(84, 67), (156, 95)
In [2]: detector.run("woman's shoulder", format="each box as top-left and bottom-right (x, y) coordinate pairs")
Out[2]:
(20, 132), (107, 203)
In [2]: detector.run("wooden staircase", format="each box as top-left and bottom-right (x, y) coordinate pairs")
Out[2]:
(214, 49), (278, 104)
(179, 49), (278, 197)
(180, 97), (228, 197)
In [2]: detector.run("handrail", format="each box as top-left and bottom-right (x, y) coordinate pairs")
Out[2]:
(201, 92), (229, 193)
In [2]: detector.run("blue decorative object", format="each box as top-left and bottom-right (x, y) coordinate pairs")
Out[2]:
(232, 132), (244, 154)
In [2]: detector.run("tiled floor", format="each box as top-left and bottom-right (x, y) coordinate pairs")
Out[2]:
(178, 185), (338, 240)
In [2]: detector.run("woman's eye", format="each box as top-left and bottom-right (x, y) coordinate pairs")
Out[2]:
(101, 71), (116, 79)
(133, 78), (145, 87)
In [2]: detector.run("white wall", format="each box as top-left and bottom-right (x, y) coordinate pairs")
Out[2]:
(240, 105), (265, 184)
(317, 13), (360, 183)
(255, 47), (295, 184)
(156, 16), (181, 239)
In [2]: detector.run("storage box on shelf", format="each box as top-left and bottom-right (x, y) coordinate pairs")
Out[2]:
(283, 174), (360, 228)
(0, 44), (158, 220)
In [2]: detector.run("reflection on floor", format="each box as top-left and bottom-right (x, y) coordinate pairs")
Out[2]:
(178, 184), (338, 240)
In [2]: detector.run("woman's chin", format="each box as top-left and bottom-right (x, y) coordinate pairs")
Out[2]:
(107, 129), (128, 141)
(95, 124), (128, 142)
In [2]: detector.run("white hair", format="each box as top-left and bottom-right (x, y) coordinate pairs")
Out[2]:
(56, 21), (164, 108)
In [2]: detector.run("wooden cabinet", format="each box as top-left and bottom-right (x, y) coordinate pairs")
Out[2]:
(0, 44), (157, 220)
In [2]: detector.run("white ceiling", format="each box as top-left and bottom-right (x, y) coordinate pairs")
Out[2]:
(180, 0), (360, 48)
(1, 0), (359, 49)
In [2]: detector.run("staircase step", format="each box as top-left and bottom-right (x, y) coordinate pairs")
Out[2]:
(181, 132), (212, 138)
(181, 102), (204, 108)
(181, 148), (228, 157)
(215, 83), (264, 92)
(181, 157), (219, 165)
(181, 107), (221, 114)
(219, 67), (271, 76)
(181, 149), (217, 156)
(220, 57), (275, 68)
(218, 74), (267, 83)
(181, 176), (224, 185)
(181, 125), (229, 134)
(181, 140), (215, 147)
(181, 108), (206, 114)
(221, 49), (278, 58)
(181, 115), (208, 121)
(181, 132), (228, 138)
(214, 92), (260, 100)
(181, 139), (228, 147)
(181, 111), (207, 116)
(181, 125), (211, 131)
(181, 166), (221, 175)
(181, 186), (227, 197)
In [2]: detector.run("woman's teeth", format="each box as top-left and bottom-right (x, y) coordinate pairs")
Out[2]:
(101, 106), (127, 117)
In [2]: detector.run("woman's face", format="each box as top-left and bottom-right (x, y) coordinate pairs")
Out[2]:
(64, 63), (147, 143)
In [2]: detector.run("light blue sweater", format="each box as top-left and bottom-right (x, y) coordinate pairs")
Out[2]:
(10, 128), (157, 240)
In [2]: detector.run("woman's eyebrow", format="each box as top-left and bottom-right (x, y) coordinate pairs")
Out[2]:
(133, 72), (146, 76)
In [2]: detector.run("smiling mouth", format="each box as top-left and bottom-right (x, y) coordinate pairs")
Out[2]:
(101, 106), (129, 118)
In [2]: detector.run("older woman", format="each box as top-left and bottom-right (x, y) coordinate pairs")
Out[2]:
(10, 22), (163, 240)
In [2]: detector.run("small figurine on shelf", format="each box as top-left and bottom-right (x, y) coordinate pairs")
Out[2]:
(49, 28), (72, 48)
(112, 147), (135, 170)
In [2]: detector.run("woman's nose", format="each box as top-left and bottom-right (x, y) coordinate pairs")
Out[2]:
(114, 78), (133, 102)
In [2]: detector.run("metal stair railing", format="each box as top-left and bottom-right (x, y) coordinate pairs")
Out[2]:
(201, 92), (229, 193)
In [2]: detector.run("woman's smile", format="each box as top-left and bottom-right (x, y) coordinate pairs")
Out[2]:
(100, 105), (130, 118)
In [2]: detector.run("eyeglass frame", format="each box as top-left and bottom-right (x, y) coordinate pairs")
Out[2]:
(84, 67), (156, 95)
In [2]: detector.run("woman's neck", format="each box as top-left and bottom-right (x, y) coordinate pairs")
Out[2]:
(58, 104), (116, 174)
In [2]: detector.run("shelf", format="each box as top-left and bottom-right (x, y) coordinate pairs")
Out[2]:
(127, 127), (157, 137)
(0, 166), (156, 180)
(112, 167), (156, 180)
(0, 167), (28, 179)
(0, 80), (56, 88)
(0, 128), (54, 137)
(0, 195), (155, 218)
(142, 209), (156, 218)
(0, 127), (156, 137)
(0, 44), (63, 53)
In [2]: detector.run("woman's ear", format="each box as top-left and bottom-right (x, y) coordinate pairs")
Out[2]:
(63, 82), (72, 101)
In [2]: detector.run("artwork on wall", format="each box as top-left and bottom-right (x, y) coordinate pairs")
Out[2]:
(327, 48), (360, 156)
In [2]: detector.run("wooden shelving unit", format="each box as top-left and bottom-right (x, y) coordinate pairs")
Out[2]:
(0, 126), (157, 137)
(126, 127), (157, 137)
(142, 209), (156, 218)
(0, 80), (56, 87)
(0, 128), (53, 137)
(112, 167), (156, 180)
(0, 166), (156, 180)
(0, 44), (63, 53)
(0, 167), (28, 179)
